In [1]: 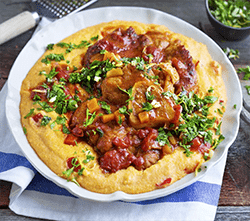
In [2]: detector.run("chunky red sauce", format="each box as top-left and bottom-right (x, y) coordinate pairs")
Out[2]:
(32, 113), (43, 123)
(67, 157), (82, 172)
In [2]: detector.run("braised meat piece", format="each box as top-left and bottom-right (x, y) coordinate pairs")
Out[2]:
(129, 81), (178, 129)
(101, 64), (152, 105)
(83, 27), (151, 67)
(165, 41), (198, 94)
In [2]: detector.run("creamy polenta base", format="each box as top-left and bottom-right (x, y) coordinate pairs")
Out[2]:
(20, 20), (227, 194)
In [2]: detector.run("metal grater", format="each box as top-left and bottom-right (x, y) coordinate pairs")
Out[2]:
(31, 0), (98, 19)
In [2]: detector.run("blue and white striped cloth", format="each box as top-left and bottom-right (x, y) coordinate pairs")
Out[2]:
(0, 78), (226, 221)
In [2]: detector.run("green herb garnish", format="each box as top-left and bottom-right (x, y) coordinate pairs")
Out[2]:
(99, 101), (112, 114)
(62, 124), (70, 134)
(41, 67), (58, 82)
(62, 167), (74, 178)
(56, 40), (91, 53)
(156, 128), (172, 147)
(238, 66), (250, 80)
(24, 108), (35, 119)
(117, 86), (134, 102)
(223, 47), (240, 60)
(120, 57), (146, 71)
(119, 106), (130, 115)
(90, 35), (99, 41)
(83, 109), (96, 127)
(208, 0), (250, 28)
(40, 116), (51, 126)
(41, 53), (65, 65)
(23, 127), (27, 135)
(142, 102), (153, 111)
(37, 101), (54, 112)
(69, 60), (116, 93)
(118, 115), (122, 125)
(157, 90), (222, 156)
(145, 90), (155, 101)
(46, 43), (54, 50)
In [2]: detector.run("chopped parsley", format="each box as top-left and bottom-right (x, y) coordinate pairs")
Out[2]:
(47, 83), (78, 114)
(142, 102), (153, 111)
(145, 90), (155, 101)
(217, 108), (224, 115)
(40, 67), (58, 82)
(56, 40), (91, 53)
(82, 149), (95, 164)
(62, 157), (81, 178)
(119, 106), (131, 115)
(41, 53), (65, 65)
(238, 66), (250, 80)
(223, 47), (240, 60)
(24, 108), (35, 119)
(69, 60), (116, 93)
(37, 101), (54, 112)
(83, 154), (95, 163)
(208, 0), (250, 28)
(23, 127), (27, 135)
(120, 57), (146, 71)
(62, 124), (70, 134)
(99, 101), (112, 114)
(40, 116), (51, 126)
(90, 35), (99, 41)
(208, 87), (214, 93)
(176, 91), (217, 117)
(50, 115), (67, 129)
(157, 90), (223, 156)
(156, 128), (172, 147)
(62, 167), (74, 178)
(118, 115), (123, 125)
(46, 43), (54, 50)
(83, 109), (96, 127)
(32, 94), (41, 101)
(117, 86), (134, 102)
(100, 49), (107, 54)
(215, 122), (222, 135)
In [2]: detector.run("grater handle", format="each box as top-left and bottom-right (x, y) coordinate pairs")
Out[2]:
(0, 11), (39, 45)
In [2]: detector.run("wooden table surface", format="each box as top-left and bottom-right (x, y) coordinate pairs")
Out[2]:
(0, 0), (249, 220)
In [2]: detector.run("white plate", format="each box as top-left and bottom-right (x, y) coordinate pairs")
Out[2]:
(5, 7), (242, 202)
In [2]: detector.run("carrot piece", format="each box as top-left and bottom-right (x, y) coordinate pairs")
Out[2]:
(101, 113), (115, 123)
(87, 98), (100, 113)
(138, 111), (150, 124)
(114, 110), (125, 124)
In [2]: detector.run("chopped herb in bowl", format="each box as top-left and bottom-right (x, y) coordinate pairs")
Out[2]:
(205, 0), (250, 40)
(208, 0), (250, 28)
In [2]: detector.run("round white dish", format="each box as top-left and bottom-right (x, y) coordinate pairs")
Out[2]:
(5, 7), (242, 202)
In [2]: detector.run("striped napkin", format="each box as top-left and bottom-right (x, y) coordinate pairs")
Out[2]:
(0, 17), (227, 221)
